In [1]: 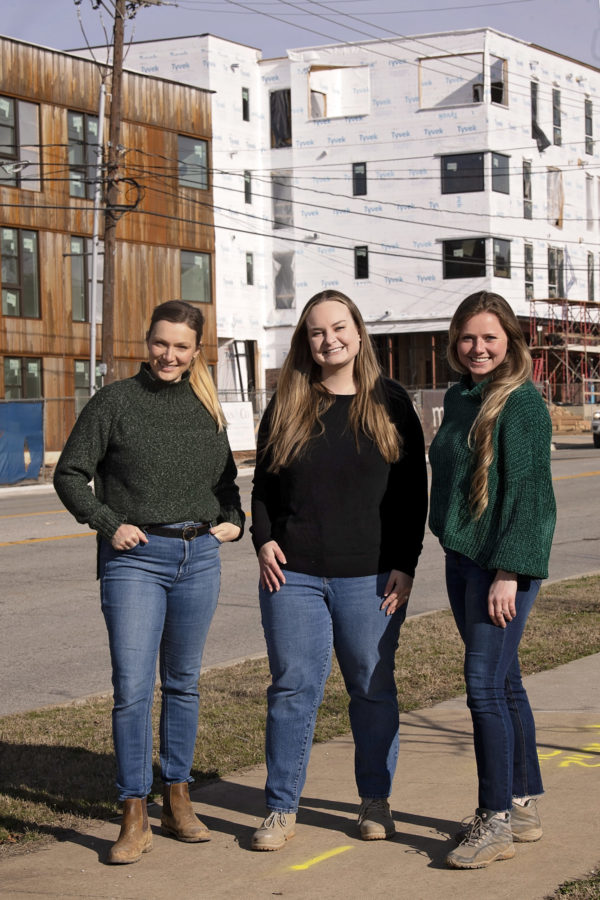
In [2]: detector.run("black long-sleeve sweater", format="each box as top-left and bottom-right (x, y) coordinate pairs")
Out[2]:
(251, 378), (427, 578)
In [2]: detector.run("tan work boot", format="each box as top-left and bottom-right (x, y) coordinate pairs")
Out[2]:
(358, 797), (395, 840)
(252, 811), (296, 851)
(161, 782), (211, 842)
(108, 797), (153, 864)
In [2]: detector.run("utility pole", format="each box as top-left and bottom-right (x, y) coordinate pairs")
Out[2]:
(101, 0), (125, 384)
(93, 0), (165, 383)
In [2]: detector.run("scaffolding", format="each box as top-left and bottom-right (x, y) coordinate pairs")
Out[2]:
(529, 297), (600, 405)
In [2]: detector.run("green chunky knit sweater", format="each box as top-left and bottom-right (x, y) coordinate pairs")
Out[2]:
(54, 364), (244, 543)
(428, 376), (556, 579)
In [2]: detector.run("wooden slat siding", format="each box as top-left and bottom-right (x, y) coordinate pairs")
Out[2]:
(0, 37), (216, 450)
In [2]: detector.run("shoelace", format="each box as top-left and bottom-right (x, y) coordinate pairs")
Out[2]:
(263, 811), (287, 828)
(459, 814), (486, 845)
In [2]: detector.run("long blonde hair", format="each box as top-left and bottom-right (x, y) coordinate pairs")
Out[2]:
(147, 300), (226, 431)
(448, 291), (532, 519)
(265, 290), (401, 471)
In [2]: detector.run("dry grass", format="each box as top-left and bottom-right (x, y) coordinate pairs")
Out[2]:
(1, 575), (599, 861)
(547, 869), (600, 899)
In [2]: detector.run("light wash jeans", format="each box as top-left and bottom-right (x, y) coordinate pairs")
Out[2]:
(259, 569), (406, 813)
(99, 525), (221, 800)
(444, 549), (544, 812)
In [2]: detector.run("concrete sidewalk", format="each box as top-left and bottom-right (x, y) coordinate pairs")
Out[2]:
(2, 654), (599, 899)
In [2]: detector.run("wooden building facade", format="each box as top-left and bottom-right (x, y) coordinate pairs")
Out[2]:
(0, 37), (215, 451)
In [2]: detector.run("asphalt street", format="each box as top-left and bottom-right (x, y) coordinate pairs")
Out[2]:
(0, 434), (599, 716)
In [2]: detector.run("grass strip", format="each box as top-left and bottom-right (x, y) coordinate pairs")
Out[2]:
(1, 575), (599, 859)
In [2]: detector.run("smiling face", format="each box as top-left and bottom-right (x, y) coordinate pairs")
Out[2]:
(147, 319), (199, 383)
(305, 300), (361, 378)
(456, 311), (509, 383)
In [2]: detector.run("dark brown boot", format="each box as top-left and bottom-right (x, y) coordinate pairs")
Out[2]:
(108, 797), (153, 864)
(161, 782), (211, 842)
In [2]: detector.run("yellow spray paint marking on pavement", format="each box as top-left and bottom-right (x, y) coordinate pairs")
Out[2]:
(538, 723), (600, 768)
(0, 532), (95, 548)
(290, 845), (353, 870)
(553, 470), (600, 481)
(0, 509), (69, 520)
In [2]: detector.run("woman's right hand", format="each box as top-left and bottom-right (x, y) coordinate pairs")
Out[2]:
(111, 524), (149, 551)
(258, 540), (287, 592)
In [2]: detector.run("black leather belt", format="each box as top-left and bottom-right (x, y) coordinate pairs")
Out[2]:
(143, 524), (211, 541)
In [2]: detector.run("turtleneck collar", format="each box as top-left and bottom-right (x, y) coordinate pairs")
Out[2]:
(459, 372), (491, 401)
(138, 362), (192, 393)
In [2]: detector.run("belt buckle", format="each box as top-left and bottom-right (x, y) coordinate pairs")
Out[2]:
(182, 525), (198, 541)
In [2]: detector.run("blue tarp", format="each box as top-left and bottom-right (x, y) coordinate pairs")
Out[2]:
(0, 402), (44, 484)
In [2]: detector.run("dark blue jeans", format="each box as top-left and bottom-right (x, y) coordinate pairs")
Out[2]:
(259, 569), (406, 812)
(445, 550), (544, 812)
(99, 526), (221, 799)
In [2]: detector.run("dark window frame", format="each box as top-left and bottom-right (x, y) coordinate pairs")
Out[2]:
(246, 252), (254, 286)
(1, 227), (40, 318)
(177, 134), (209, 191)
(552, 88), (562, 146)
(242, 87), (250, 122)
(441, 153), (485, 194)
(491, 152), (510, 195)
(70, 235), (89, 323)
(493, 238), (511, 278)
(272, 171), (293, 230)
(3, 356), (43, 399)
(548, 245), (565, 298)
(67, 110), (100, 200)
(180, 250), (212, 304)
(270, 89), (292, 149)
(352, 162), (367, 196)
(74, 359), (102, 414)
(354, 245), (369, 280)
(443, 238), (486, 279)
(585, 98), (594, 156)
(531, 81), (539, 138)
(0, 94), (41, 190)
(588, 251), (595, 302)
(524, 242), (534, 300)
(523, 160), (532, 219)
(244, 170), (252, 204)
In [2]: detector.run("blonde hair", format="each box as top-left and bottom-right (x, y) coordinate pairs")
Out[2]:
(147, 300), (226, 431)
(265, 290), (401, 471)
(447, 291), (532, 519)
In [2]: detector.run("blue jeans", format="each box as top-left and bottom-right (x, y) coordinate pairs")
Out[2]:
(445, 550), (544, 812)
(99, 526), (221, 800)
(259, 569), (406, 813)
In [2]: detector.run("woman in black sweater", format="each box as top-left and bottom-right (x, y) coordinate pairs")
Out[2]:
(250, 290), (427, 850)
(54, 301), (244, 864)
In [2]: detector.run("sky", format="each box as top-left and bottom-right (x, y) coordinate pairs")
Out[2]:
(3, 0), (600, 67)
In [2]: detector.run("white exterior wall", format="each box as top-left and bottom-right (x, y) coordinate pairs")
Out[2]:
(263, 29), (599, 365)
(113, 29), (600, 387)
(121, 35), (274, 388)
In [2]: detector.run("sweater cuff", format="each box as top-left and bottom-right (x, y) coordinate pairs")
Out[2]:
(89, 505), (125, 542)
(218, 507), (246, 539)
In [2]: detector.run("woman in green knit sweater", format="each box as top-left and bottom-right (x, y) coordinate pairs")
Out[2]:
(54, 300), (244, 865)
(429, 291), (556, 870)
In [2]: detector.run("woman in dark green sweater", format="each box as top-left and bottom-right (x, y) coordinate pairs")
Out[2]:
(429, 291), (556, 870)
(54, 301), (244, 865)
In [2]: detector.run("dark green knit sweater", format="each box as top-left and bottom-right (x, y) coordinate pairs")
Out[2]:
(428, 376), (556, 579)
(54, 364), (244, 543)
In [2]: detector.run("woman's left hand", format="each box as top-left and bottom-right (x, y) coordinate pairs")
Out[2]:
(380, 570), (413, 616)
(210, 522), (241, 543)
(488, 569), (518, 628)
